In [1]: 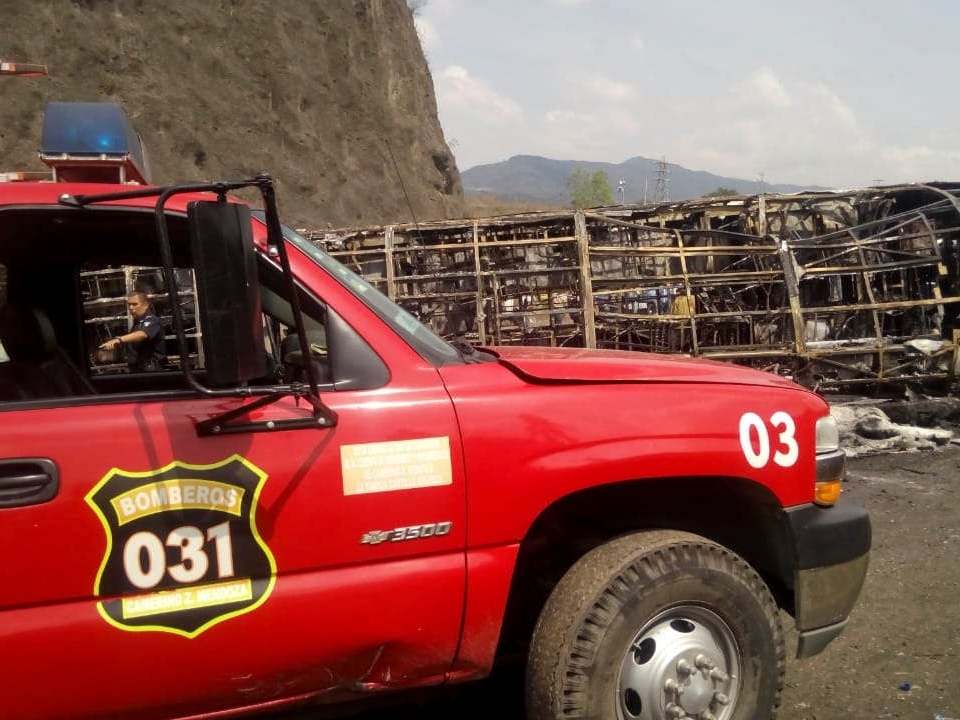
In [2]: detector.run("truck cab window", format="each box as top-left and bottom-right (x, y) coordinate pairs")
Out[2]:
(81, 264), (203, 376)
(0, 208), (208, 403)
(256, 256), (387, 391)
(250, 212), (461, 367)
(0, 208), (386, 406)
(0, 261), (7, 363)
(0, 295), (95, 401)
(256, 257), (331, 387)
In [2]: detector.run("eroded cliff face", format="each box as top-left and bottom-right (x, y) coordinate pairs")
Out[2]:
(0, 0), (463, 227)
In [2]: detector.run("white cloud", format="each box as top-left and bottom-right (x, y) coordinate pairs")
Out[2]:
(583, 74), (636, 102)
(810, 83), (857, 130)
(436, 64), (960, 186)
(630, 33), (644, 50)
(882, 145), (933, 163)
(414, 16), (439, 52)
(425, 0), (461, 17)
(539, 107), (640, 160)
(438, 66), (523, 123)
(743, 68), (792, 108)
(436, 66), (527, 166)
(674, 69), (958, 187)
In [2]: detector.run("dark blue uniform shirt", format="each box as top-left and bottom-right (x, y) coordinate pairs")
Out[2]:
(126, 312), (165, 371)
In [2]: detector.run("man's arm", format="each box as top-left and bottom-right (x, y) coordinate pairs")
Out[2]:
(99, 315), (161, 351)
(99, 330), (148, 351)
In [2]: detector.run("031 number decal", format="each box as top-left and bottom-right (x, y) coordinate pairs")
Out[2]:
(123, 521), (235, 590)
(738, 411), (799, 469)
(86, 455), (276, 638)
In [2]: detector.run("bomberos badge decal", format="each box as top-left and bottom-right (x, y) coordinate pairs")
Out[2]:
(85, 455), (276, 638)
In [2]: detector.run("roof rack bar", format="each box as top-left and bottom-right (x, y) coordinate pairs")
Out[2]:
(61, 180), (253, 207)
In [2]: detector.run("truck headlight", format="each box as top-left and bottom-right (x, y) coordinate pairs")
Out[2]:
(815, 415), (843, 506)
(816, 415), (840, 454)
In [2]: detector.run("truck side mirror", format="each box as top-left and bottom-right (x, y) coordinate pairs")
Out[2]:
(187, 201), (267, 386)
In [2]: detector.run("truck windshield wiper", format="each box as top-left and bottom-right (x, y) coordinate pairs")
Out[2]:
(449, 339), (495, 365)
(450, 339), (475, 356)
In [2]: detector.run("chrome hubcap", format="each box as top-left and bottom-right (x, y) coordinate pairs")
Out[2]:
(617, 605), (741, 720)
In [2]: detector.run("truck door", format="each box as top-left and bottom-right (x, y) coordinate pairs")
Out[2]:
(0, 233), (466, 719)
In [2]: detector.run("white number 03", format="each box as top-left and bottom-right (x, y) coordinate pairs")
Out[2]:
(738, 411), (799, 469)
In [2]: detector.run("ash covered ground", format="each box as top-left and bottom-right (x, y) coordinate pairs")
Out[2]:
(777, 446), (960, 719)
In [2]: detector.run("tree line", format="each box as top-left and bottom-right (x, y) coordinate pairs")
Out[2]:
(567, 168), (740, 208)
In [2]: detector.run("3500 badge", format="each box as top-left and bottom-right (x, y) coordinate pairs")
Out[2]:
(85, 455), (276, 638)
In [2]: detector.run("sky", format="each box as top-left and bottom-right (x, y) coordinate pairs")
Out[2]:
(415, 0), (960, 188)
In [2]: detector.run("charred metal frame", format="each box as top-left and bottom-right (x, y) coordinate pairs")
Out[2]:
(305, 183), (960, 391)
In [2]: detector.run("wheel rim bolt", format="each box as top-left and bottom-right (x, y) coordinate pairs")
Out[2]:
(677, 659), (693, 676)
(701, 712), (717, 720)
(695, 654), (715, 670)
(710, 668), (729, 683)
(665, 704), (686, 719)
(714, 692), (730, 706)
(665, 678), (679, 694)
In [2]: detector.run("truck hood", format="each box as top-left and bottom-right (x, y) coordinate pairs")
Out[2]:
(487, 346), (802, 390)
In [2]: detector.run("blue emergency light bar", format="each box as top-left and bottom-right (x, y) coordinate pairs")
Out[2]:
(40, 102), (150, 184)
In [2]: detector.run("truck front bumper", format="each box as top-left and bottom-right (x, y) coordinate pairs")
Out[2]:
(786, 450), (871, 658)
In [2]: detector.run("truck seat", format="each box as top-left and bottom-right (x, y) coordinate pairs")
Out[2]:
(280, 331), (331, 385)
(0, 305), (94, 400)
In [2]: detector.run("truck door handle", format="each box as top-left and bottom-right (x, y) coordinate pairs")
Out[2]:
(0, 459), (59, 508)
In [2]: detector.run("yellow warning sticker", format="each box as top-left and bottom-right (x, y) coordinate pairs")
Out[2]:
(341, 436), (452, 496)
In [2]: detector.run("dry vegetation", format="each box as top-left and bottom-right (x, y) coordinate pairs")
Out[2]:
(0, 0), (463, 228)
(464, 192), (565, 218)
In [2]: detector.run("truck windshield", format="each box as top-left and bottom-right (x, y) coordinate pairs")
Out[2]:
(250, 212), (461, 366)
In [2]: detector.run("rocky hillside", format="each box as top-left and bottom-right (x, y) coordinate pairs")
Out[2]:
(0, 0), (463, 227)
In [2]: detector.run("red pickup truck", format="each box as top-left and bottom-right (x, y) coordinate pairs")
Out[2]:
(0, 105), (868, 720)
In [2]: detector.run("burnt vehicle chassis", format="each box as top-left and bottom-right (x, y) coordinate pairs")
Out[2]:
(303, 183), (960, 391)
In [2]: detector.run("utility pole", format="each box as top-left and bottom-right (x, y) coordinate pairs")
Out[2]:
(0, 60), (48, 77)
(617, 178), (626, 205)
(757, 171), (766, 194)
(643, 177), (649, 205)
(654, 157), (670, 203)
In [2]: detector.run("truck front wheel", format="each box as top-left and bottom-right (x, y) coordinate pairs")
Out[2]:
(526, 530), (784, 720)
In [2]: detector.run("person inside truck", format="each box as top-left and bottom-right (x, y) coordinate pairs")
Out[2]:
(98, 291), (165, 372)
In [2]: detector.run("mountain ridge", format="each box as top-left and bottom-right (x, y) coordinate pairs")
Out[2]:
(462, 154), (828, 203)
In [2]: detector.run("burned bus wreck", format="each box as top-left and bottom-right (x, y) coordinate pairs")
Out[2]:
(304, 183), (960, 392)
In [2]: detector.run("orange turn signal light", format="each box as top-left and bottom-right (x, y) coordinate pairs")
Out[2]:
(814, 479), (842, 506)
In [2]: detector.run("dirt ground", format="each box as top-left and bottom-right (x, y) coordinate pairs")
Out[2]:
(279, 447), (960, 720)
(779, 448), (960, 720)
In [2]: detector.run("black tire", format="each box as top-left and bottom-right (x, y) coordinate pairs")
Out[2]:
(526, 530), (784, 720)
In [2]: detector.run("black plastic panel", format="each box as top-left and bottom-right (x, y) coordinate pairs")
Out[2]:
(787, 499), (871, 570)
